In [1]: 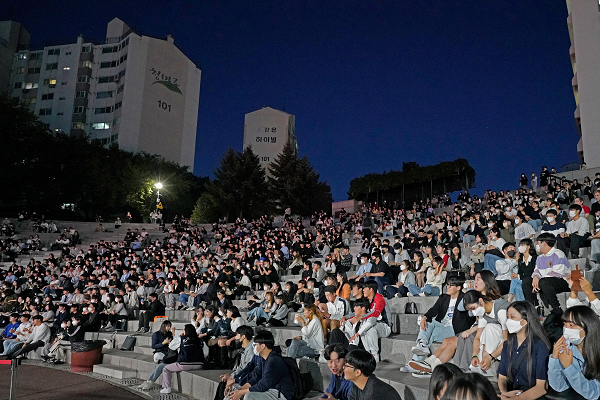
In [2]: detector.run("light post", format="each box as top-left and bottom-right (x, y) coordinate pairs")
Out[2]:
(154, 182), (163, 224)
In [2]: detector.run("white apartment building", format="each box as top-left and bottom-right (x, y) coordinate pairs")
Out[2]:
(567, 0), (600, 167)
(243, 106), (298, 174)
(8, 18), (201, 170)
(0, 21), (30, 93)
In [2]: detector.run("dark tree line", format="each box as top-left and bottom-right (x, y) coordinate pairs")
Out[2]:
(0, 95), (207, 221)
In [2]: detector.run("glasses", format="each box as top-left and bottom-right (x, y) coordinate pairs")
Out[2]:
(343, 364), (356, 370)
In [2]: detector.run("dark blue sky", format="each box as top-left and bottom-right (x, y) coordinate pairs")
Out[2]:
(4, 0), (577, 201)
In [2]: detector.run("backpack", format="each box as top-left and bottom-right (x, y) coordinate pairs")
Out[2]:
(282, 356), (313, 400)
(405, 302), (418, 314)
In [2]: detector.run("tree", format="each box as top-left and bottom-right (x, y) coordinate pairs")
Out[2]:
(268, 143), (333, 216)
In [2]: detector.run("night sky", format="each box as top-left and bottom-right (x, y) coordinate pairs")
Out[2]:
(3, 0), (577, 202)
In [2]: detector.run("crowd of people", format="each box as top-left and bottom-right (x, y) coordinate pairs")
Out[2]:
(2, 168), (600, 399)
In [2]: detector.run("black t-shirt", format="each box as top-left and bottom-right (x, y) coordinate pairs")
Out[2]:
(371, 260), (392, 282)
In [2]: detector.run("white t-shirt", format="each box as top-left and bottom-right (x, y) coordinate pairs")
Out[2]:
(489, 237), (506, 250)
(441, 298), (457, 327)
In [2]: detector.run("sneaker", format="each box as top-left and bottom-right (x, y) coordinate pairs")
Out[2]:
(138, 381), (154, 390)
(400, 364), (418, 373)
(186, 307), (196, 311)
(160, 388), (172, 394)
(395, 293), (403, 298)
(408, 359), (432, 373)
(52, 360), (64, 365)
(418, 292), (428, 297)
(411, 342), (430, 357)
(407, 292), (413, 297)
(412, 371), (432, 378)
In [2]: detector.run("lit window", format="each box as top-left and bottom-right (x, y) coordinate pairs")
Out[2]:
(16, 67), (25, 74)
(44, 78), (57, 87)
(72, 122), (86, 130)
(24, 82), (39, 89)
(92, 122), (111, 130)
(63, 66), (71, 71)
(18, 53), (27, 59)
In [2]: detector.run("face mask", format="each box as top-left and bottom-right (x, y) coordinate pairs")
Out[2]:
(535, 244), (541, 252)
(35, 298), (39, 303)
(218, 310), (224, 317)
(563, 327), (585, 345)
(514, 218), (520, 224)
(507, 250), (516, 258)
(505, 319), (524, 334)
(547, 216), (555, 223)
(488, 223), (494, 228)
(569, 211), (576, 218)
(518, 246), (527, 254)
(395, 250), (400, 254)
(472, 306), (486, 317)
(61, 323), (66, 328)
(400, 265), (407, 271)
(263, 286), (269, 291)
(253, 344), (261, 356)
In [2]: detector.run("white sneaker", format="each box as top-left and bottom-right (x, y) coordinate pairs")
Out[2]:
(400, 364), (418, 373)
(395, 293), (403, 298)
(418, 292), (428, 297)
(186, 307), (196, 311)
(412, 371), (432, 378)
(407, 292), (413, 297)
(138, 381), (153, 390)
(160, 388), (172, 394)
(411, 342), (430, 357)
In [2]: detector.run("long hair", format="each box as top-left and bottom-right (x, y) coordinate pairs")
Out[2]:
(476, 270), (501, 301)
(562, 305), (600, 381)
(506, 301), (550, 386)
(159, 320), (172, 335)
(441, 372), (497, 400)
(183, 323), (200, 341)
(304, 304), (326, 339)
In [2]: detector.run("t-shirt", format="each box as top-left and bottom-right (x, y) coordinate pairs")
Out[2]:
(498, 339), (550, 390)
(441, 298), (457, 327)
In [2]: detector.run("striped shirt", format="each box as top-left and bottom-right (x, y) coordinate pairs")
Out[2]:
(533, 247), (569, 279)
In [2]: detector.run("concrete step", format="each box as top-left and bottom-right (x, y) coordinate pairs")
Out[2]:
(93, 363), (138, 379)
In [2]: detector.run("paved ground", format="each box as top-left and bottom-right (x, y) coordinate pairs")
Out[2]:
(0, 365), (147, 400)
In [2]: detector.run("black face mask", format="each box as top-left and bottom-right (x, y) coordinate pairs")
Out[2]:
(507, 250), (516, 258)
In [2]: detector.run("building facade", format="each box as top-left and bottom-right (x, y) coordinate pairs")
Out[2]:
(0, 20), (30, 93)
(8, 18), (201, 170)
(243, 106), (298, 174)
(567, 0), (600, 167)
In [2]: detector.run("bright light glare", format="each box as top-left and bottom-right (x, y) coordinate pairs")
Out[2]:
(154, 182), (163, 189)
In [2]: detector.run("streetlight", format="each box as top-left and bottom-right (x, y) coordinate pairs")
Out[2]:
(153, 182), (163, 224)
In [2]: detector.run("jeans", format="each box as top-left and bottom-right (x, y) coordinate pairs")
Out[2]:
(179, 293), (190, 304)
(509, 279), (525, 301)
(244, 388), (286, 400)
(527, 219), (542, 231)
(286, 339), (316, 358)
(386, 285), (409, 299)
(407, 284), (440, 297)
(2, 339), (21, 355)
(417, 320), (455, 345)
(366, 276), (390, 295)
(463, 235), (476, 245)
(248, 307), (269, 320)
(149, 362), (167, 382)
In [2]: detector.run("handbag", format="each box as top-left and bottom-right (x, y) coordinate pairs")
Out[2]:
(120, 335), (136, 351)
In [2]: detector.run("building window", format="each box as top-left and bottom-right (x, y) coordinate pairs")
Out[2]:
(24, 82), (39, 89)
(39, 108), (52, 116)
(95, 106), (113, 114)
(65, 51), (71, 55)
(73, 106), (86, 114)
(13, 82), (22, 89)
(57, 112), (64, 116)
(81, 60), (93, 69)
(114, 101), (122, 110)
(76, 91), (88, 98)
(63, 66), (71, 71)
(45, 63), (58, 70)
(44, 78), (57, 87)
(47, 48), (60, 56)
(77, 75), (90, 83)
(18, 53), (27, 59)
(16, 67), (25, 74)
(92, 122), (111, 130)
(41, 93), (54, 100)
(100, 61), (118, 69)
(81, 46), (92, 53)
(42, 123), (50, 130)
(72, 122), (86, 130)
(101, 45), (119, 53)
(59, 97), (65, 100)
(27, 67), (41, 74)
(29, 52), (42, 60)
(96, 91), (113, 99)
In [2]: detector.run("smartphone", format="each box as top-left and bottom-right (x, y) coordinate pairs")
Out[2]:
(571, 268), (582, 292)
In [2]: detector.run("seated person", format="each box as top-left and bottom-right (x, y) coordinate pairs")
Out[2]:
(152, 320), (174, 363)
(407, 256), (445, 297)
(42, 315), (85, 364)
(549, 305), (600, 399)
(565, 276), (600, 316)
(363, 252), (392, 295)
(9, 315), (51, 358)
(343, 349), (401, 400)
(408, 278), (474, 361)
(319, 285), (349, 334)
(286, 280), (315, 311)
(137, 293), (166, 333)
(497, 301), (550, 400)
(385, 260), (415, 299)
(523, 233), (570, 315)
(1, 314), (32, 356)
(321, 344), (352, 400)
(348, 254), (372, 283)
(328, 298), (381, 361)
(228, 330), (295, 400)
(1, 313), (20, 343)
(556, 204), (590, 259)
(257, 294), (289, 327)
(540, 209), (566, 237)
(160, 324), (205, 394)
(218, 326), (255, 397)
(288, 304), (325, 359)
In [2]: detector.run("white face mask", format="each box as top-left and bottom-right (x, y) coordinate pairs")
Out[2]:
(488, 223), (494, 228)
(547, 216), (555, 223)
(569, 211), (576, 218)
(72, 320), (78, 326)
(400, 265), (407, 271)
(518, 246), (527, 254)
(505, 319), (524, 334)
(563, 327), (585, 345)
(218, 310), (224, 317)
(514, 218), (520, 224)
(61, 323), (66, 328)
(471, 306), (486, 317)
(535, 244), (541, 252)
(395, 250), (400, 254)
(253, 344), (261, 356)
